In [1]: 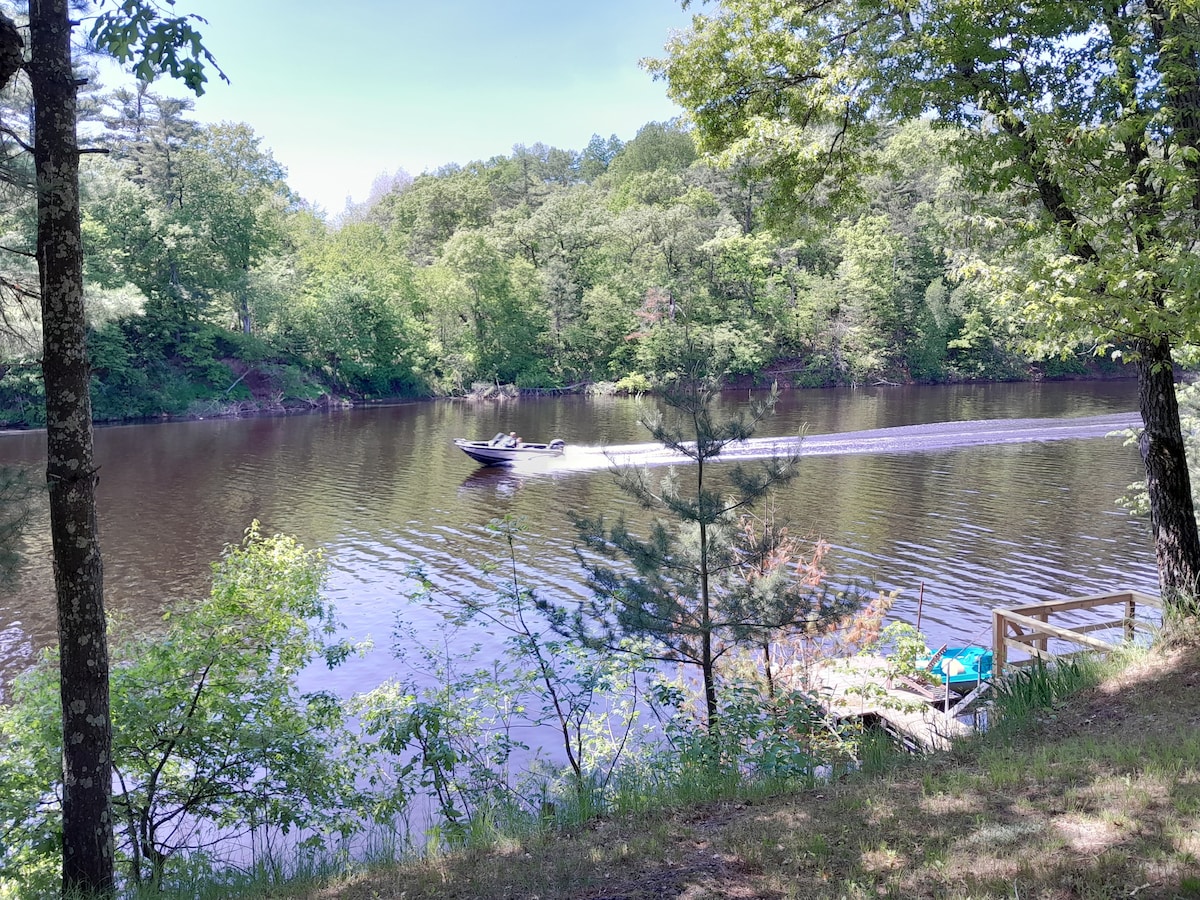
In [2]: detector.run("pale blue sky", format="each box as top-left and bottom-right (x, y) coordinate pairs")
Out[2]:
(126, 0), (693, 215)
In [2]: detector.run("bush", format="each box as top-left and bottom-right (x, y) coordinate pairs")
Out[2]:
(0, 524), (369, 895)
(613, 372), (652, 394)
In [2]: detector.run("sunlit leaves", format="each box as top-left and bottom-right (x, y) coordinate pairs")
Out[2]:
(90, 0), (227, 96)
(657, 0), (1200, 352)
(0, 524), (369, 891)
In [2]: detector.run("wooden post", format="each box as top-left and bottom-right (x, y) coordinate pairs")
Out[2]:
(993, 609), (1006, 677)
(992, 592), (1163, 678)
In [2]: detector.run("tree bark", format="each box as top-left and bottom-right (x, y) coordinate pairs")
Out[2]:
(28, 0), (115, 894)
(1136, 337), (1200, 628)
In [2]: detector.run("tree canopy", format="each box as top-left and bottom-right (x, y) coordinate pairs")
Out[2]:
(652, 0), (1200, 623)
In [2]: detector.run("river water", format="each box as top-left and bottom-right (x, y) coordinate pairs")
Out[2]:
(0, 380), (1159, 696)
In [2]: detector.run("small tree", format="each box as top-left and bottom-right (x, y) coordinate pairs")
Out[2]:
(355, 516), (652, 844)
(726, 507), (835, 700)
(0, 524), (369, 894)
(568, 331), (856, 727)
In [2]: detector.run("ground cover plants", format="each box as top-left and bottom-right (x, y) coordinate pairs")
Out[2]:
(299, 645), (1200, 900)
(0, 516), (881, 897)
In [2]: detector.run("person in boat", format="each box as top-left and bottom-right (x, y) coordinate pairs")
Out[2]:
(504, 431), (522, 448)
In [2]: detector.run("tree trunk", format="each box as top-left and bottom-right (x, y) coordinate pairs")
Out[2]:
(762, 640), (776, 700)
(28, 1), (115, 894)
(1136, 337), (1200, 631)
(697, 457), (719, 729)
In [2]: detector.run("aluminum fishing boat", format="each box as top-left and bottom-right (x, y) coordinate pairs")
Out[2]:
(453, 432), (566, 467)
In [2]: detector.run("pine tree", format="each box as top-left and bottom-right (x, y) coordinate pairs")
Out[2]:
(567, 331), (856, 727)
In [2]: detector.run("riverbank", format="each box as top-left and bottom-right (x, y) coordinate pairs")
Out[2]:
(0, 340), (1142, 430)
(301, 645), (1200, 900)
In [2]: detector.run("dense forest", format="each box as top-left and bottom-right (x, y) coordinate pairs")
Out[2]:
(0, 82), (1120, 426)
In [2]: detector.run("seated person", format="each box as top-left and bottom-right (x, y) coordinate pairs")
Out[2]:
(505, 431), (520, 448)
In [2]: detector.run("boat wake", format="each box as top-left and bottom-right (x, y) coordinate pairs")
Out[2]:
(546, 411), (1141, 474)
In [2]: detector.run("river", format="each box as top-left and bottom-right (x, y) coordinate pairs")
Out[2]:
(0, 379), (1159, 697)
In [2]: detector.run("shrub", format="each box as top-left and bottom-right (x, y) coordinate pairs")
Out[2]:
(0, 525), (370, 895)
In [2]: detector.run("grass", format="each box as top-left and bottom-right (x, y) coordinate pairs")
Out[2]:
(260, 644), (1200, 900)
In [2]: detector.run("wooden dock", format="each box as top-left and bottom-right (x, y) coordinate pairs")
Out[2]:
(798, 588), (1162, 753)
(807, 656), (976, 752)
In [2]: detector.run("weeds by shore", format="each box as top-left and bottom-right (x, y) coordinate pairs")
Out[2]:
(276, 646), (1200, 900)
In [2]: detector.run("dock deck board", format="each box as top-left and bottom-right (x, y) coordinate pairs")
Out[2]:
(806, 656), (975, 752)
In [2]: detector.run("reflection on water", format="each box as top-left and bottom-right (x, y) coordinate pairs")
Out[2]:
(0, 381), (1159, 696)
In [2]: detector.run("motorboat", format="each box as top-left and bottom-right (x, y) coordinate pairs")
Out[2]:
(453, 432), (566, 467)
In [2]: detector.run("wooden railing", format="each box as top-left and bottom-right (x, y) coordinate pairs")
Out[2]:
(992, 590), (1161, 676)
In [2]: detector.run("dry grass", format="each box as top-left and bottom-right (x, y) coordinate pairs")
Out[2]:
(287, 646), (1200, 900)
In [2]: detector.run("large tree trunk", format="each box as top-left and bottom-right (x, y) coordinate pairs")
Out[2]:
(28, 1), (115, 894)
(1136, 337), (1200, 632)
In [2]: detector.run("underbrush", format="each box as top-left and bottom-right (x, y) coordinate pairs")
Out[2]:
(103, 647), (1198, 900)
(987, 653), (1111, 730)
(303, 645), (1199, 900)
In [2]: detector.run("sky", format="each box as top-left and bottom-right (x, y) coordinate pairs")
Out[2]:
(118, 0), (694, 216)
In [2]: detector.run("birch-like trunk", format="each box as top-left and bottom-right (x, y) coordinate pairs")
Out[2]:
(29, 1), (115, 894)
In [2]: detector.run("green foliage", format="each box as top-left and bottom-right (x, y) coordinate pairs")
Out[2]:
(351, 515), (870, 859)
(91, 1), (228, 95)
(0, 363), (45, 427)
(0, 524), (369, 894)
(355, 517), (653, 846)
(567, 332), (858, 727)
(607, 121), (698, 184)
(438, 230), (549, 386)
(0, 49), (1083, 423)
(992, 657), (1105, 730)
(1121, 382), (1200, 520)
(869, 622), (935, 681)
(614, 372), (652, 395)
(651, 676), (857, 788)
(84, 318), (247, 418)
(284, 221), (431, 397)
(88, 320), (156, 419)
(652, 0), (1200, 359)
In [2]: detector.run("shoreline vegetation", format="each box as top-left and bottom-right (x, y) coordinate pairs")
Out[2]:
(2, 515), (1190, 899)
(142, 360), (1140, 424)
(90, 643), (1192, 900)
(0, 358), (1141, 433)
(8, 516), (1190, 898)
(300, 645), (1200, 900)
(0, 111), (1149, 433)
